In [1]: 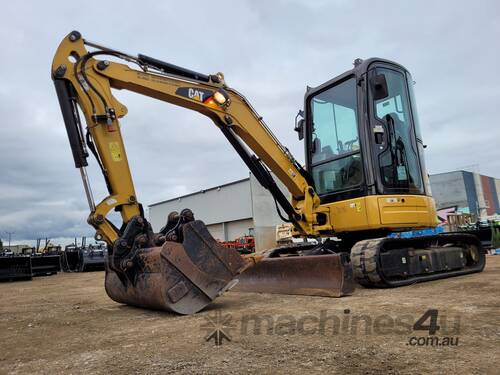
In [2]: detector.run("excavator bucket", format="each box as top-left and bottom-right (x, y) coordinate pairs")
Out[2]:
(30, 254), (61, 276)
(104, 221), (249, 315)
(0, 255), (32, 281)
(234, 252), (355, 297)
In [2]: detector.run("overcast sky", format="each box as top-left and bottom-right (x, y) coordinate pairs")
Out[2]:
(0, 0), (499, 243)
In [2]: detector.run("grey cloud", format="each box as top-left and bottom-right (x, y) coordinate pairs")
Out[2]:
(0, 0), (499, 242)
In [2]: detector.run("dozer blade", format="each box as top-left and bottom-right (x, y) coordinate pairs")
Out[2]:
(233, 253), (355, 297)
(104, 221), (248, 315)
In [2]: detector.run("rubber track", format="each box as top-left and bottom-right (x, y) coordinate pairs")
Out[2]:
(351, 238), (386, 287)
(351, 234), (486, 288)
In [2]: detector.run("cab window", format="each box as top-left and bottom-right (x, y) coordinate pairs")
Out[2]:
(309, 78), (362, 194)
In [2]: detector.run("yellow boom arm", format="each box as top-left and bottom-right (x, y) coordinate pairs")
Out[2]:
(51, 31), (331, 244)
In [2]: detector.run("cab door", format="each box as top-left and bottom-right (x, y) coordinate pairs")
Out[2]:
(367, 64), (427, 196)
(306, 76), (366, 204)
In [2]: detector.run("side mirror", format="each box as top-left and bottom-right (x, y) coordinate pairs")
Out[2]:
(294, 110), (305, 140)
(295, 118), (305, 140)
(371, 74), (389, 101)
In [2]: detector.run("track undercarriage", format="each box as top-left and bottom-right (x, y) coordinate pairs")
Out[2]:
(351, 233), (486, 287)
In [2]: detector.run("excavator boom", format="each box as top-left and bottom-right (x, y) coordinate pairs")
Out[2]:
(52, 31), (352, 314)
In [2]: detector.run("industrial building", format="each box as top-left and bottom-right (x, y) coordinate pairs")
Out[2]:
(149, 170), (500, 251)
(430, 171), (500, 217)
(148, 173), (286, 252)
(0, 244), (29, 254)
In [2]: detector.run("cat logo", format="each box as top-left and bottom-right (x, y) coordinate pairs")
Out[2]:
(175, 87), (214, 103)
(188, 88), (204, 101)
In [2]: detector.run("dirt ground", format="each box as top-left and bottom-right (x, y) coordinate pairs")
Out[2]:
(0, 256), (499, 375)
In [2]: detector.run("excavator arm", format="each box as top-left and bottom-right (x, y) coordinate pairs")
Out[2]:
(51, 31), (351, 315)
(52, 31), (331, 246)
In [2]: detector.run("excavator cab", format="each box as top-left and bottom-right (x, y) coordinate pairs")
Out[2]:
(297, 59), (437, 241)
(292, 59), (484, 287)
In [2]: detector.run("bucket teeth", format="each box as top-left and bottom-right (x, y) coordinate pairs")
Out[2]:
(104, 220), (248, 315)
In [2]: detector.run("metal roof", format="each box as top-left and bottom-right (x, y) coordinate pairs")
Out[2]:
(148, 177), (250, 208)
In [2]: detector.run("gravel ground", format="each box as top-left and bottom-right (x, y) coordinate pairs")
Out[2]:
(0, 256), (499, 374)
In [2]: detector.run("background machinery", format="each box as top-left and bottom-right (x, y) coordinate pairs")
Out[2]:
(0, 238), (61, 280)
(28, 238), (61, 276)
(218, 235), (255, 255)
(61, 237), (107, 272)
(52, 31), (485, 314)
(0, 253), (32, 281)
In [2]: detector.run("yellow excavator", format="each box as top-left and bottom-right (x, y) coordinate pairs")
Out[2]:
(51, 31), (485, 314)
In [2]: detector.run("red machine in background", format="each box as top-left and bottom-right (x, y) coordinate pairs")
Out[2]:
(218, 235), (255, 254)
